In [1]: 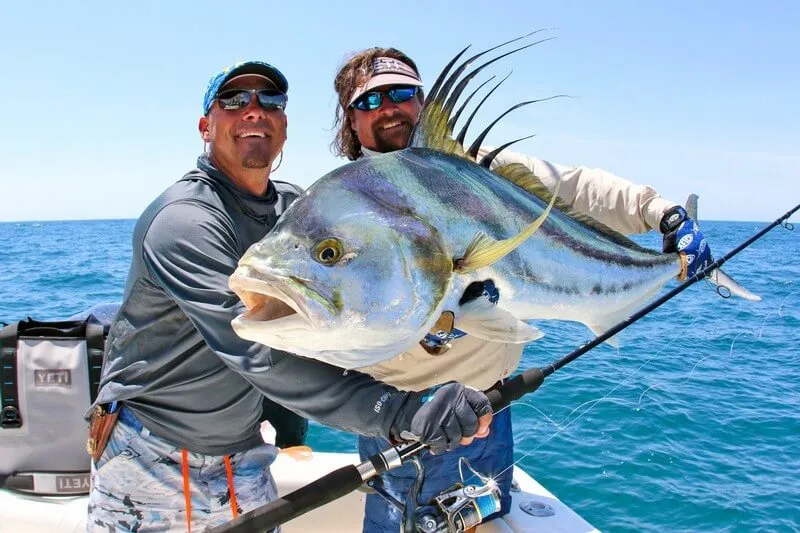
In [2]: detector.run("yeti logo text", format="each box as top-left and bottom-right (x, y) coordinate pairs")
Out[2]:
(34, 369), (72, 387)
(56, 474), (91, 493)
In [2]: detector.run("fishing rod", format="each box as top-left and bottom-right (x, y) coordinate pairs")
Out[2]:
(210, 202), (799, 533)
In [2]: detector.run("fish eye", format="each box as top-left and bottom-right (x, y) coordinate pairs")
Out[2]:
(314, 238), (343, 265)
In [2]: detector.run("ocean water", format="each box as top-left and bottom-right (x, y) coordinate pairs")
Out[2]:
(1, 218), (798, 532)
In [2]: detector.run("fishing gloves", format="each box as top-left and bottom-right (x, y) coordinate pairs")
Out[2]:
(660, 205), (713, 279)
(392, 382), (492, 455)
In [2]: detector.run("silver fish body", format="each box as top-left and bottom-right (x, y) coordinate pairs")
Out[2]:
(229, 147), (680, 368)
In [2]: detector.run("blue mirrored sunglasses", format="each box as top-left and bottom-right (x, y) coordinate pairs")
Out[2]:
(351, 86), (419, 111)
(217, 89), (288, 111)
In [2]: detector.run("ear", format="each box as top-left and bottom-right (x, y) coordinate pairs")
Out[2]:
(198, 116), (210, 142)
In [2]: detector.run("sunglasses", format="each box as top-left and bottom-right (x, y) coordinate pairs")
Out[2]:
(350, 86), (419, 111)
(217, 88), (288, 111)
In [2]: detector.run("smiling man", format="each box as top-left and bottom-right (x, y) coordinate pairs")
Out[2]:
(334, 54), (424, 160)
(198, 70), (288, 194)
(86, 61), (493, 532)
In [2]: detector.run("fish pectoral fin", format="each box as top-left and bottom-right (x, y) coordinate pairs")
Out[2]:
(707, 268), (761, 301)
(453, 180), (561, 274)
(587, 324), (622, 349)
(456, 299), (544, 343)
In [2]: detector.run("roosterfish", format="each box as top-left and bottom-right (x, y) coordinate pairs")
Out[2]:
(228, 36), (759, 369)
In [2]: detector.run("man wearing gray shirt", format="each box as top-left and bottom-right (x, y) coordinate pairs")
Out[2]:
(86, 60), (492, 532)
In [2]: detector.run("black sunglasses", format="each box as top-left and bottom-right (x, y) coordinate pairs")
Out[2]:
(217, 89), (288, 111)
(350, 86), (419, 111)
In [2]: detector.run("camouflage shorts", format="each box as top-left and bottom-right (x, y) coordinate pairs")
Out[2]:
(87, 408), (278, 532)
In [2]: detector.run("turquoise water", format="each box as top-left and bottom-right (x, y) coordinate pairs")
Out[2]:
(1, 218), (798, 532)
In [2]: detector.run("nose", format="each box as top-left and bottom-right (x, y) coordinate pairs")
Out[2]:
(376, 98), (400, 114)
(242, 94), (268, 121)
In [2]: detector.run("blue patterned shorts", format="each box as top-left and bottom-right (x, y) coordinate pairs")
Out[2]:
(87, 408), (278, 532)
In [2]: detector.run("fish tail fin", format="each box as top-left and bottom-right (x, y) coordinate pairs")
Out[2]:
(686, 195), (761, 301)
(707, 268), (762, 301)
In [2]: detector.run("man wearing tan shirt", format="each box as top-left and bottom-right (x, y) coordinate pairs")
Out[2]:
(331, 47), (712, 532)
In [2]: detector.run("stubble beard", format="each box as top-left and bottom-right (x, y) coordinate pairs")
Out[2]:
(241, 145), (272, 169)
(371, 123), (413, 153)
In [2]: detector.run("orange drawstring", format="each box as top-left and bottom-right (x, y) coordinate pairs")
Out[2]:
(181, 449), (238, 529)
(223, 455), (239, 519)
(181, 449), (192, 533)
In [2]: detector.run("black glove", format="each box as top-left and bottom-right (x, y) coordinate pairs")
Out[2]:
(391, 381), (492, 455)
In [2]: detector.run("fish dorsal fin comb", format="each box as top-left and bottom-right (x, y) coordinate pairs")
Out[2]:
(467, 95), (567, 160)
(448, 75), (497, 135)
(408, 32), (555, 160)
(478, 135), (537, 168)
(492, 162), (656, 253)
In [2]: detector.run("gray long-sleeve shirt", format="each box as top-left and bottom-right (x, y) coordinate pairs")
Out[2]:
(92, 155), (403, 455)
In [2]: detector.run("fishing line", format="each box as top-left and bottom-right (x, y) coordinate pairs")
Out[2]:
(492, 282), (798, 478)
(753, 289), (796, 341)
(496, 289), (796, 484)
(756, 309), (780, 340)
(457, 456), (495, 487)
(725, 330), (758, 358)
(777, 290), (799, 316)
(638, 287), (799, 406)
(489, 316), (699, 483)
(491, 400), (562, 429)
(551, 316), (700, 420)
(637, 330), (754, 408)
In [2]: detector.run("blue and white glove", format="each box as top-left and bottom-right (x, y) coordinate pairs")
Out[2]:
(392, 382), (492, 454)
(660, 206), (713, 279)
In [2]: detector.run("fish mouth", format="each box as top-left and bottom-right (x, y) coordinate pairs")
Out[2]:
(229, 267), (336, 333)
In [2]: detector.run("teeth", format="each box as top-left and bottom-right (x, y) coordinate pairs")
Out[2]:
(238, 132), (266, 138)
(380, 121), (402, 130)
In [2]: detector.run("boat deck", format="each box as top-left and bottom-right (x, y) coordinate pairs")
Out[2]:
(0, 452), (599, 532)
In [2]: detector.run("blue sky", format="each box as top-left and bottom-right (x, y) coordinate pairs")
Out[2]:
(1, 1), (797, 223)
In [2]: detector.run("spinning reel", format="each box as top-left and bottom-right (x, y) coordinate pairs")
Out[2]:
(366, 456), (501, 533)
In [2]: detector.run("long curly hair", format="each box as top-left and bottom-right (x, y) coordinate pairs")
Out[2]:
(331, 47), (422, 161)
